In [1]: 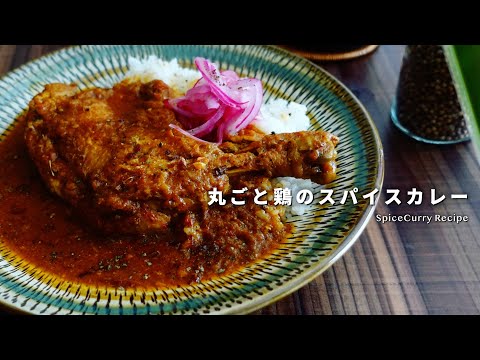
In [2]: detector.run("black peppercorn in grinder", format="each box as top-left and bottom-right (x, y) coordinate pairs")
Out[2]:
(391, 45), (470, 144)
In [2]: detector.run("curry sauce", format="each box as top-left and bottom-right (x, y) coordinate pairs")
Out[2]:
(0, 118), (289, 288)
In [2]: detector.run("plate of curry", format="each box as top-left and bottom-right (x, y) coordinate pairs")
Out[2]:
(0, 45), (383, 314)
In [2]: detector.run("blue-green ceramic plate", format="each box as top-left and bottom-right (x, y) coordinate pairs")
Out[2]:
(0, 45), (383, 314)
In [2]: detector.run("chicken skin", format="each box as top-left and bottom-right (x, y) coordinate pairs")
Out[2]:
(25, 80), (338, 235)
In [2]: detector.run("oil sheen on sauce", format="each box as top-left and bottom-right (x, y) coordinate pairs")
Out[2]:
(0, 118), (288, 289)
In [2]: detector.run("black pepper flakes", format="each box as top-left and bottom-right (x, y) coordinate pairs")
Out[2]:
(213, 166), (227, 177)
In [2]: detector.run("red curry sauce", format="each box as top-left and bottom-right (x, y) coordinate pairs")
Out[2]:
(0, 118), (288, 289)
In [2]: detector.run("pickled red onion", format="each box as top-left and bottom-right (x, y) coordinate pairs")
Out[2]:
(166, 57), (263, 143)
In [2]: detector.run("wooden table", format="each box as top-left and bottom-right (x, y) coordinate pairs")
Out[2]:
(1, 45), (479, 315)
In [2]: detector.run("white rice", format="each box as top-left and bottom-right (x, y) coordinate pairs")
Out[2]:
(125, 57), (311, 135)
(125, 56), (318, 217)
(125, 56), (199, 96)
(253, 99), (310, 134)
(273, 177), (318, 217)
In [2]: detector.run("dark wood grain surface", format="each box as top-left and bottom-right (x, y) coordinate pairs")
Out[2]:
(1, 45), (479, 315)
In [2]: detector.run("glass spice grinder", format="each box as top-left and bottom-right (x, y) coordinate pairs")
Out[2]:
(391, 45), (470, 144)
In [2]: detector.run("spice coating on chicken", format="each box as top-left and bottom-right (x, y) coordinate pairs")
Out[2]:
(25, 80), (338, 235)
